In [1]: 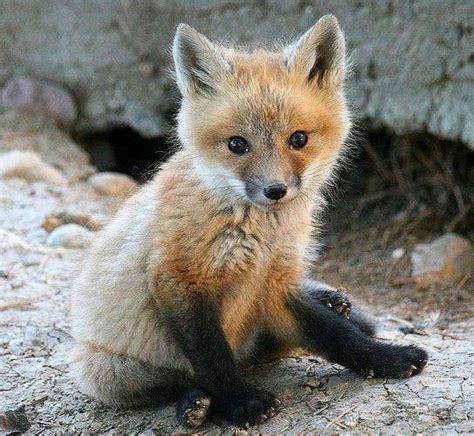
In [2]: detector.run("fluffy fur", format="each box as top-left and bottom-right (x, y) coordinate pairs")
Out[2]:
(71, 16), (427, 428)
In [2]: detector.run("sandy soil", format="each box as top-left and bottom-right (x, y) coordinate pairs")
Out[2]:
(1, 116), (473, 434)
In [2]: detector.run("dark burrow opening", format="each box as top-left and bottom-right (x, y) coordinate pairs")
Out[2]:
(78, 126), (474, 239)
(329, 128), (474, 239)
(80, 127), (174, 183)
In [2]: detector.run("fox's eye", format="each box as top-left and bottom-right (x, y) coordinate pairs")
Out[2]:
(228, 136), (249, 155)
(289, 131), (308, 149)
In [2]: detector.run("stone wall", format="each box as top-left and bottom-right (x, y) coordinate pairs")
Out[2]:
(1, 0), (472, 148)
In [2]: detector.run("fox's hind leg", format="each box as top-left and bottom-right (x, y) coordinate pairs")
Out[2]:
(244, 331), (293, 365)
(71, 343), (191, 408)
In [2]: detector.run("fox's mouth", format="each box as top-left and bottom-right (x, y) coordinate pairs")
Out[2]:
(263, 201), (285, 211)
(247, 193), (298, 211)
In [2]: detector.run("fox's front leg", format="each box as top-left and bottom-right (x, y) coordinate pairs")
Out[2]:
(285, 289), (428, 378)
(158, 281), (278, 427)
(302, 279), (376, 336)
(303, 279), (352, 318)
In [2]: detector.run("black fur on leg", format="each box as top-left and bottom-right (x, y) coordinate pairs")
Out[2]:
(349, 308), (377, 337)
(287, 293), (428, 378)
(302, 279), (377, 336)
(244, 331), (289, 365)
(162, 289), (278, 426)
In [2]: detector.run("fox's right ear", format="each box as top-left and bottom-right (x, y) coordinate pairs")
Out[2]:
(173, 24), (231, 97)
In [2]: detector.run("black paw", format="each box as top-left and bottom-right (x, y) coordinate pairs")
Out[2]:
(317, 288), (352, 319)
(176, 389), (211, 428)
(362, 345), (428, 379)
(215, 385), (279, 427)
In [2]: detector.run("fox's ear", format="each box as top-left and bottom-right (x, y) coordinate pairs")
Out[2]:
(285, 15), (346, 89)
(173, 24), (231, 97)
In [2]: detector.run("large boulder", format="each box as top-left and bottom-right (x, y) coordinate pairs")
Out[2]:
(0, 111), (94, 180)
(411, 233), (473, 285)
(1, 1), (472, 148)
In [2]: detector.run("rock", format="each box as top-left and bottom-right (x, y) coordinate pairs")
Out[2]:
(303, 379), (318, 389)
(0, 407), (31, 434)
(42, 212), (104, 233)
(411, 233), (473, 285)
(0, 1), (472, 148)
(391, 248), (405, 260)
(0, 150), (67, 185)
(344, 416), (359, 429)
(88, 172), (137, 198)
(0, 77), (77, 129)
(46, 223), (93, 249)
(0, 111), (95, 181)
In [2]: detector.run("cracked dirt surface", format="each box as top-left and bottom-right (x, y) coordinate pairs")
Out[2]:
(1, 117), (473, 434)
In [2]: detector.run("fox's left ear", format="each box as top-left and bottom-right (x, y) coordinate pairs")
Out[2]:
(285, 15), (346, 89)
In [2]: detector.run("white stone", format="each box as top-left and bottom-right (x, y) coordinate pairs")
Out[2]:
(411, 233), (473, 284)
(88, 172), (137, 198)
(0, 150), (67, 186)
(46, 224), (93, 249)
(391, 247), (405, 260)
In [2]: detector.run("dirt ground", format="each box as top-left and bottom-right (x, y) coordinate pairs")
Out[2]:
(1, 115), (473, 434)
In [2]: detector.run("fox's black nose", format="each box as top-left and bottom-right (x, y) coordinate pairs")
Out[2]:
(264, 183), (287, 200)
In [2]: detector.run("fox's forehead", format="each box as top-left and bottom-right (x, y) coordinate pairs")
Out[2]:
(214, 52), (301, 135)
(230, 49), (286, 74)
(227, 49), (293, 97)
(207, 58), (335, 140)
(229, 85), (294, 137)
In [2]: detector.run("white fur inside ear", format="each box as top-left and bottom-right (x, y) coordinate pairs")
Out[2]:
(173, 23), (231, 97)
(285, 15), (346, 89)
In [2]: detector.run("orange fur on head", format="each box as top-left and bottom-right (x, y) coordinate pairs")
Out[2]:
(174, 19), (350, 212)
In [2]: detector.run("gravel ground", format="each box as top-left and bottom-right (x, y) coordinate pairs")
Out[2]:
(1, 116), (473, 434)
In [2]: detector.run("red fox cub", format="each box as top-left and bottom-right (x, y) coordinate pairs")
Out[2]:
(71, 15), (427, 428)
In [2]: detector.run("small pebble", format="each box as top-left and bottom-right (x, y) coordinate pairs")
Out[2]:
(42, 212), (104, 233)
(344, 417), (359, 429)
(138, 61), (155, 77)
(46, 223), (93, 249)
(391, 247), (405, 259)
(0, 150), (67, 186)
(88, 172), (137, 198)
(0, 408), (31, 434)
(303, 379), (318, 389)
